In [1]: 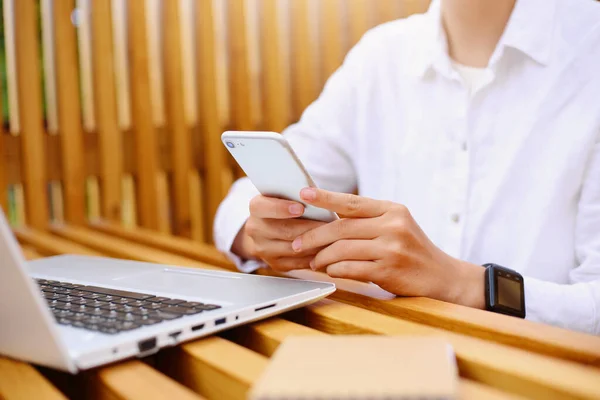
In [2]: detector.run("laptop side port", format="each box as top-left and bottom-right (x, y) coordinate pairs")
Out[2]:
(169, 331), (182, 341)
(215, 317), (227, 326)
(138, 337), (157, 353)
(255, 303), (276, 312)
(191, 323), (205, 332)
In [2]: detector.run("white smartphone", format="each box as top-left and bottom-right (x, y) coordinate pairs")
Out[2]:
(221, 131), (338, 222)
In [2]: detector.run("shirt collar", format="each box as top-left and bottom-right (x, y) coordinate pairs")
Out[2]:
(409, 0), (557, 79)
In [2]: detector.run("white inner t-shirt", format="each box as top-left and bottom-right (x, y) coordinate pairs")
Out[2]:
(450, 60), (489, 96)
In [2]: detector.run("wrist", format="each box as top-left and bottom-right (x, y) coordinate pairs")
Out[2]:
(231, 223), (255, 260)
(447, 259), (486, 309)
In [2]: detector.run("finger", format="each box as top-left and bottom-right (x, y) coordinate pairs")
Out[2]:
(246, 217), (324, 242)
(264, 219), (325, 241)
(253, 238), (321, 259)
(311, 240), (381, 271)
(325, 261), (383, 283)
(267, 256), (315, 272)
(292, 217), (379, 252)
(249, 195), (304, 219)
(299, 188), (387, 218)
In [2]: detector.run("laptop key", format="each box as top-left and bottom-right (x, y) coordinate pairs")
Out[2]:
(196, 304), (222, 311)
(68, 313), (88, 322)
(161, 299), (186, 306)
(149, 310), (182, 320)
(127, 300), (152, 308)
(137, 317), (162, 326)
(114, 321), (141, 331)
(146, 296), (171, 303)
(162, 306), (203, 315)
(80, 286), (155, 300)
(145, 302), (165, 310)
(81, 292), (105, 300)
(130, 307), (152, 316)
(178, 302), (205, 308)
(98, 326), (120, 334)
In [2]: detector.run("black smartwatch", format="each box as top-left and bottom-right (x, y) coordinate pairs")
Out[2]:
(483, 263), (526, 318)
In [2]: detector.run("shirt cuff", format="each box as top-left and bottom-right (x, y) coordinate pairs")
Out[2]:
(524, 276), (599, 334)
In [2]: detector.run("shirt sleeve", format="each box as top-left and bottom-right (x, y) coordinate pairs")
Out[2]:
(213, 30), (377, 271)
(524, 133), (600, 335)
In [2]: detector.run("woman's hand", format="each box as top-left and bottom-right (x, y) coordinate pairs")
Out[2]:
(291, 188), (485, 308)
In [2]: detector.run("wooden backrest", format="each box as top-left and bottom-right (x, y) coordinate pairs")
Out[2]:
(0, 0), (431, 242)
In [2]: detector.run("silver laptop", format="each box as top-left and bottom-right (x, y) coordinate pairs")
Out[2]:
(0, 211), (335, 373)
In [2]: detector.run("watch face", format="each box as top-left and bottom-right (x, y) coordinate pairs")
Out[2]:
(497, 274), (522, 310)
(491, 267), (525, 318)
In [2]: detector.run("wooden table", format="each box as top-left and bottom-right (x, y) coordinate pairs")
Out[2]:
(2, 222), (600, 400)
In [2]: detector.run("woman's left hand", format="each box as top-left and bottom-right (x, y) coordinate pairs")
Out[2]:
(291, 187), (485, 308)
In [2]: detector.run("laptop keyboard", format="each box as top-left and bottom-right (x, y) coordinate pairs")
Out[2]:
(36, 279), (222, 335)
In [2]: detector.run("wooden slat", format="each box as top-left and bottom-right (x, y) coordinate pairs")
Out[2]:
(110, 0), (132, 131)
(89, 220), (233, 269)
(289, 300), (600, 400)
(159, 336), (267, 400)
(320, 0), (346, 81)
(20, 245), (44, 260)
(225, 317), (523, 400)
(88, 360), (203, 400)
(127, 0), (160, 229)
(14, 227), (104, 257)
(3, 0), (20, 134)
(40, 0), (58, 134)
(259, 0), (290, 132)
(91, 0), (123, 221)
(195, 0), (231, 240)
(374, 0), (404, 25)
(53, 0), (86, 224)
(0, 119), (6, 213)
(400, 0), (431, 18)
(179, 0), (199, 127)
(227, 0), (255, 131)
(14, 0), (49, 229)
(225, 317), (324, 357)
(459, 381), (525, 400)
(289, 0), (321, 121)
(331, 290), (600, 367)
(0, 357), (66, 400)
(347, 0), (371, 48)
(226, 0), (254, 179)
(49, 224), (220, 270)
(163, 0), (194, 238)
(76, 0), (96, 133)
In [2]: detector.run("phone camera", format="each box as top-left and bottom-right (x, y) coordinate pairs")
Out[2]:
(226, 141), (235, 148)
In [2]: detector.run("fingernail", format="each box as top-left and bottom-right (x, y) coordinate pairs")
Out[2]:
(309, 259), (316, 270)
(292, 237), (302, 252)
(300, 187), (317, 201)
(289, 203), (303, 216)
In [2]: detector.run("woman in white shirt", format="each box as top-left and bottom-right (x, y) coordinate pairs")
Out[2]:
(214, 0), (600, 334)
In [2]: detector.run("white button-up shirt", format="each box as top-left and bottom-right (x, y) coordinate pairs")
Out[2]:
(214, 0), (600, 334)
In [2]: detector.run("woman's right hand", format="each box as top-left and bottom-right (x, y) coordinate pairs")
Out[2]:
(232, 195), (326, 271)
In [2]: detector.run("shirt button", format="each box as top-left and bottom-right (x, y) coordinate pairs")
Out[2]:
(461, 141), (468, 151)
(451, 213), (461, 223)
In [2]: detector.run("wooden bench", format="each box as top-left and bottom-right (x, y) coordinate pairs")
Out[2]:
(2, 224), (600, 400)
